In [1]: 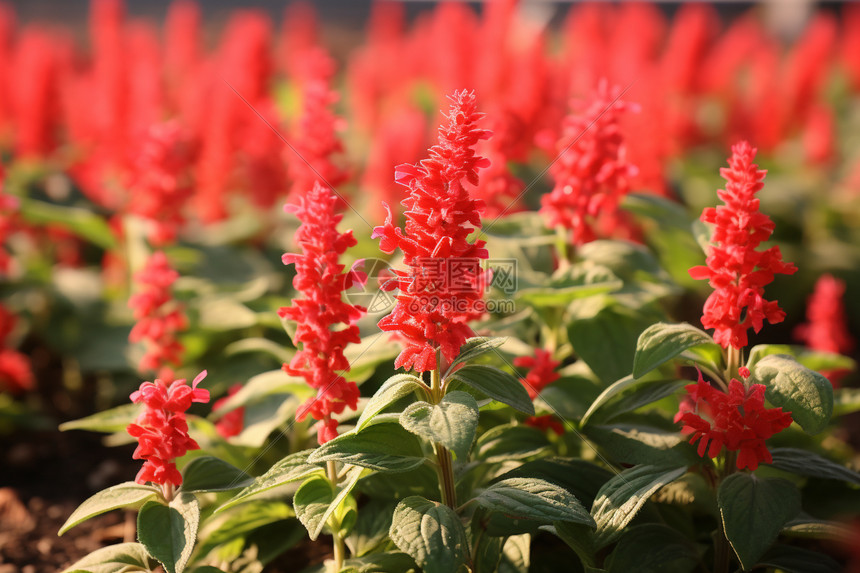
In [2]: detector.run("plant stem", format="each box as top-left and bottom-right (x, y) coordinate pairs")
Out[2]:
(161, 483), (174, 503)
(555, 226), (570, 270)
(430, 368), (457, 509)
(326, 460), (346, 572)
(714, 449), (737, 573)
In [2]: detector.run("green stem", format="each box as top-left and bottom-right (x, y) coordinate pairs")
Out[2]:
(326, 460), (346, 571)
(555, 225), (571, 270)
(430, 368), (457, 509)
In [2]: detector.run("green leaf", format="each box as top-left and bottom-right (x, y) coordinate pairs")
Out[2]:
(475, 478), (595, 526)
(356, 374), (428, 432)
(210, 370), (311, 416)
(60, 542), (156, 573)
(195, 500), (294, 558)
(472, 533), (503, 573)
(344, 332), (402, 384)
(59, 482), (160, 535)
(217, 450), (323, 512)
(751, 354), (834, 434)
(570, 307), (651, 385)
(389, 496), (469, 573)
(632, 323), (715, 379)
(768, 447), (860, 485)
(448, 364), (534, 415)
(747, 344), (856, 373)
(606, 524), (699, 573)
(294, 466), (368, 540)
(591, 465), (687, 548)
(581, 375), (685, 426)
(500, 534), (531, 573)
(474, 423), (550, 463)
(718, 473), (801, 571)
(340, 552), (418, 573)
(309, 421), (426, 473)
(757, 545), (842, 573)
(346, 499), (397, 557)
(549, 522), (596, 569)
(59, 404), (141, 434)
(835, 387), (860, 416)
(399, 391), (479, 460)
(584, 424), (702, 467)
(782, 516), (853, 541)
(20, 198), (118, 249)
(180, 456), (253, 493)
(493, 458), (613, 509)
(446, 337), (508, 376)
(137, 493), (200, 573)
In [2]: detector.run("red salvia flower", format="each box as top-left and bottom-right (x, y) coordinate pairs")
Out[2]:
(675, 372), (792, 471)
(126, 121), (194, 246)
(514, 349), (561, 400)
(129, 252), (187, 375)
(127, 370), (209, 487)
(289, 48), (349, 199)
(524, 415), (565, 436)
(279, 182), (363, 444)
(373, 90), (491, 372)
(0, 304), (32, 394)
(795, 274), (855, 385)
(689, 141), (797, 349)
(212, 384), (245, 439)
(539, 80), (639, 246)
(12, 27), (61, 159)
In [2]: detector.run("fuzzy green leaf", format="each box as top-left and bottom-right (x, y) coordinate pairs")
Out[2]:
(476, 478), (595, 526)
(309, 421), (426, 473)
(216, 450), (322, 512)
(399, 391), (479, 460)
(59, 482), (160, 535)
(633, 323), (716, 379)
(60, 542), (156, 573)
(768, 448), (860, 486)
(606, 524), (699, 573)
(180, 456), (253, 493)
(751, 354), (834, 434)
(137, 493), (200, 573)
(718, 473), (801, 571)
(449, 364), (534, 415)
(356, 374), (427, 432)
(389, 496), (469, 573)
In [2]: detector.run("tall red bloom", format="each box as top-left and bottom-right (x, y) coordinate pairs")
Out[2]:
(212, 384), (245, 439)
(373, 90), (490, 372)
(675, 372), (792, 471)
(795, 274), (855, 385)
(539, 80), (638, 246)
(126, 121), (194, 246)
(279, 182), (363, 444)
(129, 252), (187, 375)
(127, 370), (209, 487)
(514, 349), (560, 400)
(689, 142), (797, 349)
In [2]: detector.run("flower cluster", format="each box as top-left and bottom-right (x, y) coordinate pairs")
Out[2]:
(127, 370), (210, 487)
(0, 304), (33, 394)
(539, 80), (639, 246)
(689, 141), (797, 349)
(514, 349), (560, 400)
(675, 371), (792, 470)
(126, 121), (193, 246)
(279, 182), (363, 444)
(128, 251), (187, 375)
(795, 274), (855, 384)
(373, 90), (491, 372)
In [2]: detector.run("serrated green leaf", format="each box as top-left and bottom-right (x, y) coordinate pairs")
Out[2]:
(60, 542), (156, 573)
(399, 391), (479, 460)
(591, 465), (687, 548)
(633, 323), (715, 379)
(493, 458), (613, 509)
(356, 374), (427, 432)
(180, 456), (253, 493)
(449, 364), (534, 415)
(217, 450), (322, 512)
(60, 482), (160, 535)
(137, 493), (200, 573)
(475, 423), (550, 463)
(718, 473), (800, 571)
(584, 424), (703, 468)
(309, 422), (426, 473)
(581, 376), (685, 426)
(445, 337), (507, 376)
(751, 354), (834, 434)
(389, 496), (469, 573)
(476, 478), (595, 526)
(606, 524), (699, 573)
(768, 448), (860, 485)
(59, 403), (141, 434)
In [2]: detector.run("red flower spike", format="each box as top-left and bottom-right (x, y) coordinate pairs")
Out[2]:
(539, 80), (639, 246)
(128, 370), (209, 487)
(514, 349), (561, 400)
(279, 182), (364, 444)
(675, 372), (792, 471)
(373, 90), (491, 373)
(795, 274), (855, 385)
(128, 252), (187, 374)
(689, 142), (797, 349)
(212, 384), (245, 439)
(524, 415), (565, 436)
